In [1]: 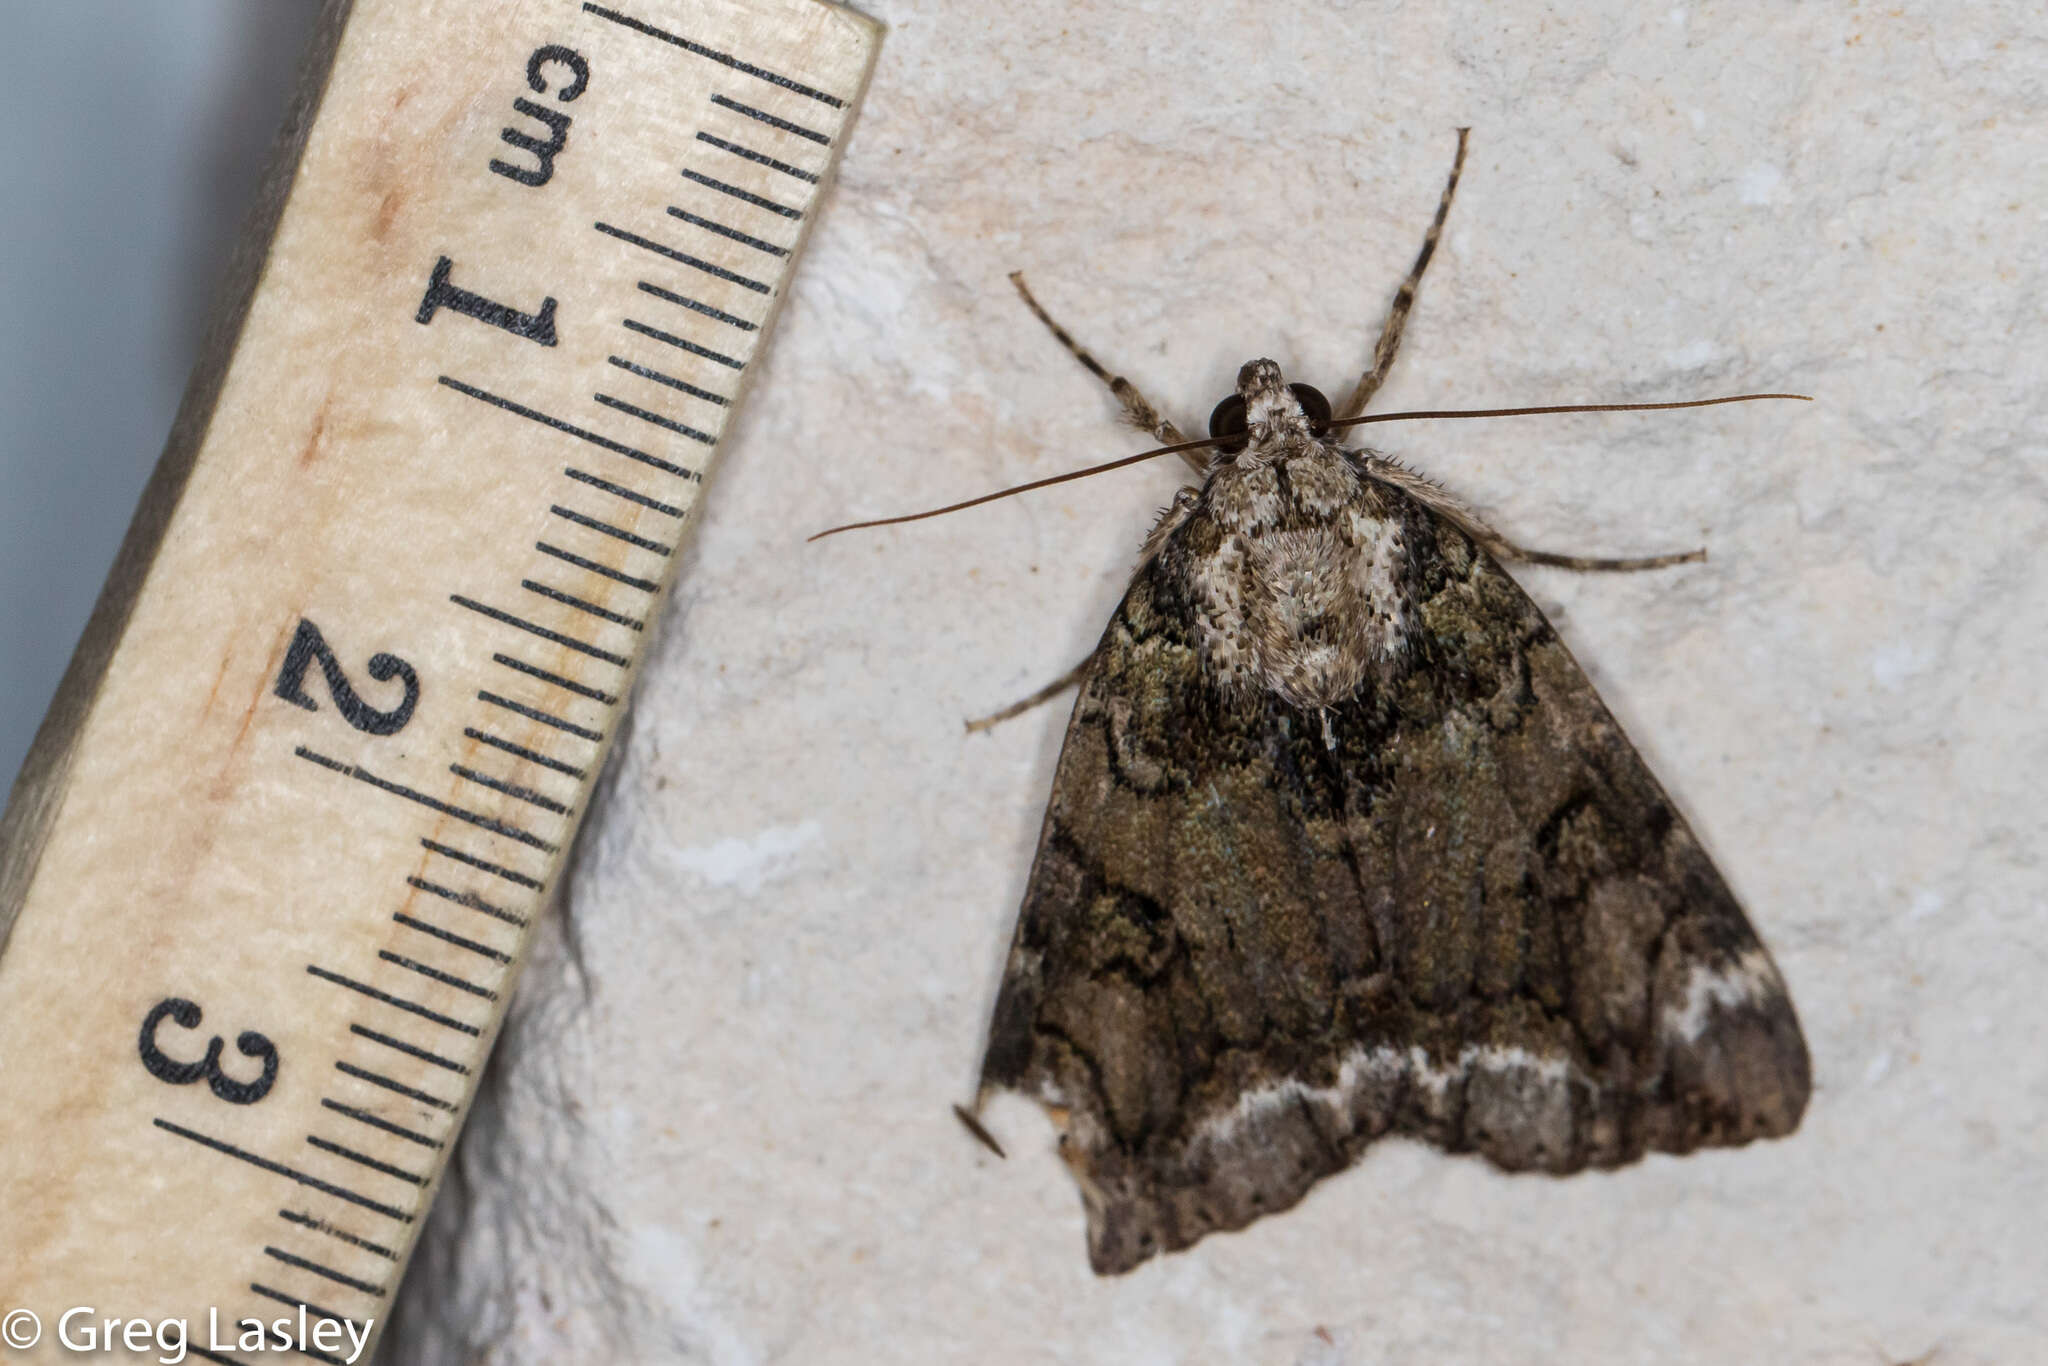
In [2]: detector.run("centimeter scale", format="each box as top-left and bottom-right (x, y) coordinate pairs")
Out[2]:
(0, 1), (877, 1360)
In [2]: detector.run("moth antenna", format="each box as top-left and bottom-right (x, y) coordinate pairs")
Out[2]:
(1331, 391), (1812, 431)
(806, 433), (1226, 541)
(952, 1102), (1007, 1158)
(808, 393), (1811, 541)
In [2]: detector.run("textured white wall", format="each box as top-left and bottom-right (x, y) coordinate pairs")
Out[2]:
(9, 3), (2043, 1364)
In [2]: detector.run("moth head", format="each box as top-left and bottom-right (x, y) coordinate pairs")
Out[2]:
(1207, 359), (1333, 456)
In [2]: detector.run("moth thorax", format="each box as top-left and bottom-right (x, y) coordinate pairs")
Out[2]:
(1191, 447), (1412, 713)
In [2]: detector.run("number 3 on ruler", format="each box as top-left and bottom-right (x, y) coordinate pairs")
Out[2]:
(137, 998), (279, 1106)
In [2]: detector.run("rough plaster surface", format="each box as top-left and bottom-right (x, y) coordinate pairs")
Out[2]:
(376, 1), (2044, 1361)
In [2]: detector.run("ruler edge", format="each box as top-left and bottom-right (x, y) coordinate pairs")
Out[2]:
(0, 0), (882, 960)
(0, 0), (358, 954)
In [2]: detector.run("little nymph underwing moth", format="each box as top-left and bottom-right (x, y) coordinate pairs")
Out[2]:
(824, 130), (1811, 1275)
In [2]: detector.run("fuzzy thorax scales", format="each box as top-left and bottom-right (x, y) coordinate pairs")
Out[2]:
(1145, 359), (1412, 713)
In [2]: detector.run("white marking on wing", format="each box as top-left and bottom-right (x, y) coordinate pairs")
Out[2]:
(1662, 945), (1784, 1043)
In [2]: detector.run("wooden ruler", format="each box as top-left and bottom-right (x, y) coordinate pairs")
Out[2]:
(0, 1), (876, 1360)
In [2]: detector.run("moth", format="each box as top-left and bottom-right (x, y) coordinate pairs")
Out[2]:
(854, 130), (1812, 1275)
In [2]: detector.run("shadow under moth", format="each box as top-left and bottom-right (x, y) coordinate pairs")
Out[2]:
(837, 130), (1812, 1275)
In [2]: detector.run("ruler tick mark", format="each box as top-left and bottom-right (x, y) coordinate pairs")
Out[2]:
(279, 1210), (399, 1262)
(307, 1135), (428, 1186)
(695, 131), (820, 183)
(709, 91), (831, 145)
(247, 1282), (367, 1337)
(333, 1064), (454, 1114)
(347, 1026), (468, 1074)
(450, 596), (632, 669)
(594, 392), (717, 446)
(621, 318), (745, 370)
(477, 690), (607, 745)
(582, 3), (848, 107)
(608, 355), (731, 406)
(680, 168), (803, 219)
(298, 745), (556, 852)
(464, 725), (590, 780)
(319, 1098), (443, 1148)
(537, 542), (663, 594)
(597, 221), (774, 293)
(521, 581), (647, 633)
(564, 465), (686, 516)
(407, 875), (528, 931)
(308, 965), (482, 1037)
(668, 205), (791, 257)
(378, 949), (500, 1001)
(454, 752), (582, 807)
(440, 376), (698, 481)
(550, 504), (676, 556)
(394, 912), (515, 964)
(490, 645), (620, 705)
(420, 835), (549, 889)
(154, 1118), (413, 1222)
(520, 585), (638, 638)
(250, 1284), (364, 1325)
(637, 280), (757, 331)
(264, 1243), (394, 1296)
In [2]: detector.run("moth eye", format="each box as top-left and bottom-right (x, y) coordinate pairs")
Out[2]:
(1207, 393), (1249, 454)
(1290, 383), (1332, 435)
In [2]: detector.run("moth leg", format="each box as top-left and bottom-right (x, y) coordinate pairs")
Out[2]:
(952, 1102), (1007, 1158)
(1365, 455), (1704, 571)
(1336, 127), (1470, 422)
(965, 653), (1094, 734)
(1009, 272), (1204, 474)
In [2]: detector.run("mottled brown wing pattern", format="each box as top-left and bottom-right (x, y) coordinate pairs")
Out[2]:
(977, 479), (1809, 1276)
